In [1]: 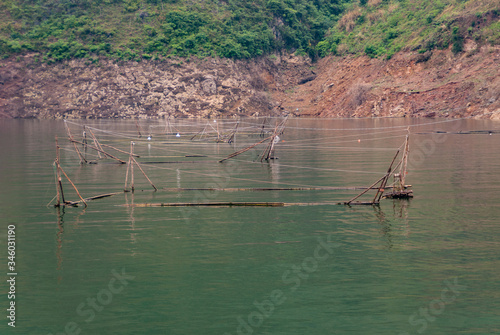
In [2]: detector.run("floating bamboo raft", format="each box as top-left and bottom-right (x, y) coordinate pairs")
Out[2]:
(121, 202), (285, 207)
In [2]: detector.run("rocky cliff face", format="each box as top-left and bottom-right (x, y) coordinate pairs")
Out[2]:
(277, 43), (500, 120)
(0, 53), (312, 119)
(1, 43), (499, 120)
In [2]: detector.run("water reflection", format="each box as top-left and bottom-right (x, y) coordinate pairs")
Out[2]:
(124, 192), (138, 257)
(366, 199), (411, 250)
(391, 199), (411, 238)
(264, 160), (281, 183)
(55, 207), (64, 276)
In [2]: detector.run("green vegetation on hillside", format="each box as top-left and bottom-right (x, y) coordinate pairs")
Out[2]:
(0, 0), (498, 62)
(317, 0), (500, 59)
(0, 0), (349, 62)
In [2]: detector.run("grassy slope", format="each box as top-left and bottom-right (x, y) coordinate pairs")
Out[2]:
(318, 0), (499, 59)
(0, 0), (347, 62)
(0, 0), (498, 63)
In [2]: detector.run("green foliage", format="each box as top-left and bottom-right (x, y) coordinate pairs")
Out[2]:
(364, 45), (378, 58)
(451, 26), (464, 54)
(1, 0), (498, 61)
(482, 21), (500, 45)
(317, 0), (500, 58)
(0, 0), (350, 60)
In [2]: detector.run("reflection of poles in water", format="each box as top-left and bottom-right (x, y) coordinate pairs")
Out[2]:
(264, 160), (281, 183)
(55, 206), (86, 279)
(56, 207), (64, 271)
(176, 169), (181, 189)
(371, 206), (394, 250)
(260, 118), (269, 137)
(56, 207), (64, 283)
(124, 192), (137, 256)
(392, 199), (411, 237)
(367, 199), (411, 250)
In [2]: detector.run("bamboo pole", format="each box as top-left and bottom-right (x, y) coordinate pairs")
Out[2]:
(59, 165), (87, 207)
(124, 142), (135, 192)
(87, 127), (105, 159)
(64, 121), (87, 164)
(53, 136), (87, 207)
(131, 157), (157, 191)
(122, 202), (285, 207)
(54, 137), (65, 207)
(124, 155), (132, 192)
(219, 136), (273, 163)
(99, 142), (140, 157)
(135, 119), (143, 138)
(123, 141), (157, 191)
(83, 126), (88, 160)
(344, 175), (386, 205)
(260, 118), (268, 137)
(216, 119), (221, 142)
(228, 122), (239, 143)
(70, 192), (121, 205)
(69, 139), (126, 164)
(400, 133), (409, 187)
(372, 149), (400, 204)
(130, 145), (134, 192)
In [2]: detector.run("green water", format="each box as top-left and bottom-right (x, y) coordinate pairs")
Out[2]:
(1, 118), (499, 335)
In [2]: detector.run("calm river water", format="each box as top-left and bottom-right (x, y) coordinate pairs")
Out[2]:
(0, 118), (499, 335)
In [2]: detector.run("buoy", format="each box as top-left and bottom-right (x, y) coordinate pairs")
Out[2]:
(176, 133), (181, 138)
(358, 139), (361, 143)
(147, 135), (152, 141)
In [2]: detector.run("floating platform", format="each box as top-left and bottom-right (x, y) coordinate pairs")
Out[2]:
(383, 190), (414, 199)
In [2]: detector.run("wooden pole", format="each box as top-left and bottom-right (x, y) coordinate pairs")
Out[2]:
(260, 118), (267, 137)
(135, 119), (143, 138)
(87, 127), (105, 159)
(99, 142), (140, 157)
(132, 157), (157, 191)
(83, 125), (88, 160)
(124, 155), (132, 192)
(69, 139), (126, 164)
(400, 133), (409, 187)
(59, 165), (87, 207)
(64, 121), (87, 164)
(228, 122), (239, 143)
(124, 142), (135, 192)
(55, 137), (65, 206)
(260, 116), (287, 161)
(164, 116), (170, 134)
(191, 122), (208, 141)
(345, 175), (386, 205)
(124, 141), (157, 191)
(130, 144), (134, 192)
(216, 120), (221, 142)
(372, 149), (400, 204)
(219, 136), (273, 163)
